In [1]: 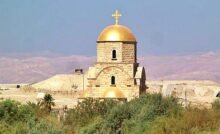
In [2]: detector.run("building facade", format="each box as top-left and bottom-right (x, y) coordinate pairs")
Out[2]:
(83, 11), (146, 100)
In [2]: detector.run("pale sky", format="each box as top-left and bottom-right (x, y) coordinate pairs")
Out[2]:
(0, 0), (220, 56)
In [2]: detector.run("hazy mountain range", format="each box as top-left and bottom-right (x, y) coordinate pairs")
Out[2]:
(0, 50), (220, 84)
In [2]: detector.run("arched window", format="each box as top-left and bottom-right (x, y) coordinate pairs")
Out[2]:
(112, 50), (117, 60)
(111, 76), (115, 85)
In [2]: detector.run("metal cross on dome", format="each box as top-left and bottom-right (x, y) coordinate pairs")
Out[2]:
(112, 10), (122, 25)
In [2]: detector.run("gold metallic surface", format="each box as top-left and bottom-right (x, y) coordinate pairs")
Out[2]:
(112, 10), (122, 25)
(80, 90), (90, 98)
(97, 25), (136, 42)
(102, 87), (125, 98)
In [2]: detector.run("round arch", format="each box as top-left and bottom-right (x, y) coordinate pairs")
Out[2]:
(96, 66), (131, 79)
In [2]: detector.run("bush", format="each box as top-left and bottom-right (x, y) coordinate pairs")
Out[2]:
(1, 94), (219, 133)
(212, 99), (220, 110)
(65, 94), (182, 134)
(0, 99), (63, 134)
(101, 94), (182, 134)
(0, 99), (21, 123)
(65, 98), (118, 133)
(64, 94), (220, 134)
(147, 107), (220, 134)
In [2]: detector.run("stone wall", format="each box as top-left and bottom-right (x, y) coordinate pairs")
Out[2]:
(95, 66), (133, 87)
(97, 42), (123, 63)
(97, 42), (136, 64)
(94, 63), (136, 79)
(88, 40), (141, 100)
(146, 80), (220, 107)
(122, 43), (136, 63)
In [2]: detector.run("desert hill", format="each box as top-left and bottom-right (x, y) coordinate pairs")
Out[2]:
(30, 73), (220, 107)
(1, 73), (219, 108)
(32, 74), (87, 91)
(0, 50), (220, 84)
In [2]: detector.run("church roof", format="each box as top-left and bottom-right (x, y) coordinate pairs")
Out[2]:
(97, 10), (136, 42)
(97, 24), (136, 42)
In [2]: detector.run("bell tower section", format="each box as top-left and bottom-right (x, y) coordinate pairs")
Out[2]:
(97, 41), (137, 64)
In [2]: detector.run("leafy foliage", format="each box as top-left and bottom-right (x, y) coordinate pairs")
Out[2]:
(65, 94), (220, 134)
(0, 94), (220, 133)
(0, 99), (63, 134)
(65, 98), (118, 133)
(100, 94), (182, 134)
(39, 93), (55, 113)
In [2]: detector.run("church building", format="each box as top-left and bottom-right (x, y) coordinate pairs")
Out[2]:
(83, 10), (146, 100)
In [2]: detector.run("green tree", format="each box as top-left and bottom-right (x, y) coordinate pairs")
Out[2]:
(40, 94), (55, 112)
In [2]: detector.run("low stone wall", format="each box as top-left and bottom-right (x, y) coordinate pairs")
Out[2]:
(146, 80), (220, 107)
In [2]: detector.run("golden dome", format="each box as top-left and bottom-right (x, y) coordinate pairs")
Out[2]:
(102, 87), (125, 98)
(97, 25), (136, 42)
(80, 90), (90, 98)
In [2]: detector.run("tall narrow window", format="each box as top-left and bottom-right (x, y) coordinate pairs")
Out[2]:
(111, 76), (115, 85)
(112, 50), (117, 60)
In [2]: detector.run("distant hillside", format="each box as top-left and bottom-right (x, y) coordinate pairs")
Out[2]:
(140, 50), (220, 82)
(0, 50), (219, 83)
(0, 55), (94, 84)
